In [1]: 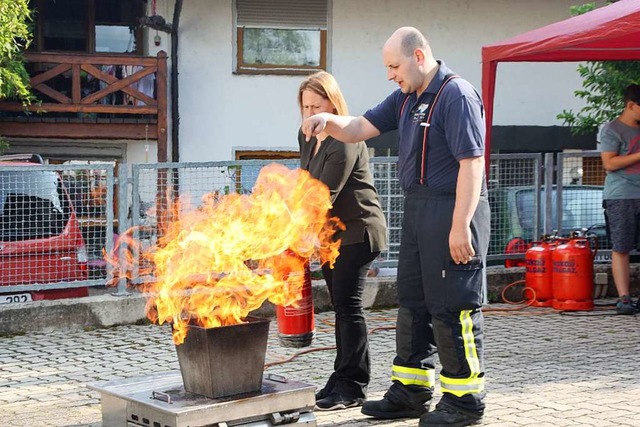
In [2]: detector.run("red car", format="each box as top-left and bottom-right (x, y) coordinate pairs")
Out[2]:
(0, 155), (88, 303)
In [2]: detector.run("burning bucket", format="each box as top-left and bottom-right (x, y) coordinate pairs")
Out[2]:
(174, 317), (270, 398)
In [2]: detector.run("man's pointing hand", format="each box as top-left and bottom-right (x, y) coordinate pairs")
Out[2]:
(301, 114), (327, 142)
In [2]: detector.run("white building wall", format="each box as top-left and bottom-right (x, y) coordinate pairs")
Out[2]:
(175, 0), (308, 162)
(158, 0), (608, 162)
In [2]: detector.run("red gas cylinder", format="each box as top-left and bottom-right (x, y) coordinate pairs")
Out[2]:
(524, 240), (556, 307)
(276, 263), (315, 347)
(551, 238), (594, 311)
(504, 237), (530, 268)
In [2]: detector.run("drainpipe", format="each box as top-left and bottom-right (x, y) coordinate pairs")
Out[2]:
(170, 0), (183, 162)
(140, 0), (182, 162)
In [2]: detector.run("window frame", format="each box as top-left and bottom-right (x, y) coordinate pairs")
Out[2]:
(234, 149), (300, 160)
(235, 27), (327, 75)
(234, 0), (329, 75)
(29, 0), (144, 55)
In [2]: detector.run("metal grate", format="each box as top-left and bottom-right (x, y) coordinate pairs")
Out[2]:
(0, 151), (615, 296)
(0, 163), (114, 300)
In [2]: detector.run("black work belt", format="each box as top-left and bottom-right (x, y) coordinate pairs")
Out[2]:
(403, 186), (488, 201)
(404, 186), (456, 199)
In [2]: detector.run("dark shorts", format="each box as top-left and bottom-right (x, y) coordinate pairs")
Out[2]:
(603, 199), (640, 253)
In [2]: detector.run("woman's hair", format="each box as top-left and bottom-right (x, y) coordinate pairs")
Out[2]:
(297, 71), (349, 116)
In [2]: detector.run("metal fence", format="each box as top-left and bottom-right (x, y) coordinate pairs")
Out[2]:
(488, 151), (610, 263)
(124, 158), (402, 288)
(0, 162), (115, 303)
(0, 151), (612, 301)
(128, 160), (301, 286)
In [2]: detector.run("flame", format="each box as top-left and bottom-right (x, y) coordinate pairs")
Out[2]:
(107, 163), (342, 344)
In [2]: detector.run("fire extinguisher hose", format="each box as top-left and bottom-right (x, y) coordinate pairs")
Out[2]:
(264, 316), (396, 369)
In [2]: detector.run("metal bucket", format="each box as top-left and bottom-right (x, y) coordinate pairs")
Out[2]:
(175, 317), (270, 398)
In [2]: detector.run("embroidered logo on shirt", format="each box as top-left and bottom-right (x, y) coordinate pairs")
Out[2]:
(412, 103), (429, 123)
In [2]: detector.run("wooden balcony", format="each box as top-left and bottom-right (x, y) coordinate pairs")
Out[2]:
(0, 51), (168, 161)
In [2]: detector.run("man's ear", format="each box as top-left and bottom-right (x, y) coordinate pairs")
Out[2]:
(415, 49), (425, 64)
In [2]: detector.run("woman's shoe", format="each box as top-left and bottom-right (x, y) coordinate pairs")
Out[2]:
(315, 388), (329, 401)
(315, 392), (365, 411)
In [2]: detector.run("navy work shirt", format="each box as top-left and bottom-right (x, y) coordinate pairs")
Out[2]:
(363, 61), (485, 192)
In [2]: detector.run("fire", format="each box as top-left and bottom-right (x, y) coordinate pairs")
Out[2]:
(108, 163), (342, 344)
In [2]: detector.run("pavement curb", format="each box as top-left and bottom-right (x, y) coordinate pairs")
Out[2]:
(0, 266), (629, 336)
(0, 278), (400, 335)
(0, 292), (149, 335)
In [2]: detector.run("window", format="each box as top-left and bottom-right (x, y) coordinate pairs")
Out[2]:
(30, 0), (144, 54)
(235, 0), (329, 75)
(232, 150), (299, 194)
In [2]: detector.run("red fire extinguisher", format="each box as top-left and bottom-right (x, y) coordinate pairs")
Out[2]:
(551, 237), (595, 311)
(276, 263), (315, 348)
(524, 239), (557, 307)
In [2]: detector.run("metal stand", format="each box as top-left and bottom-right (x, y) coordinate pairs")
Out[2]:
(88, 371), (317, 427)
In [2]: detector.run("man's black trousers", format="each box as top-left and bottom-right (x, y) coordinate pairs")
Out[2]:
(393, 186), (490, 413)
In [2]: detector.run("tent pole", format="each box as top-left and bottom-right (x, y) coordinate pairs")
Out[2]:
(481, 58), (497, 181)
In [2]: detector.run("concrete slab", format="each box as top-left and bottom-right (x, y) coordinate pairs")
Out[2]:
(0, 303), (638, 427)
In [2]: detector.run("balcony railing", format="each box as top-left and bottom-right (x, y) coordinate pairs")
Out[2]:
(0, 51), (169, 160)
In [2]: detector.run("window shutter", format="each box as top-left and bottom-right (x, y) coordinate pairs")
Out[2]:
(236, 0), (328, 30)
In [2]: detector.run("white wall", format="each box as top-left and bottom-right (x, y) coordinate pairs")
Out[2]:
(163, 0), (609, 162)
(127, 140), (157, 164)
(175, 0), (304, 162)
(332, 0), (601, 126)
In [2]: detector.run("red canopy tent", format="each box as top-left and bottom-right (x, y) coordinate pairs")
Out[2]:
(481, 0), (640, 158)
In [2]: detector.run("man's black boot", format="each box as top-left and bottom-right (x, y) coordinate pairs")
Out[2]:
(361, 383), (431, 419)
(419, 401), (483, 426)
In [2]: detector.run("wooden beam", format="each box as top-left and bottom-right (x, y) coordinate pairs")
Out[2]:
(81, 66), (157, 105)
(0, 102), (157, 114)
(156, 51), (168, 162)
(72, 64), (81, 104)
(33, 84), (72, 104)
(26, 52), (159, 67)
(81, 64), (156, 106)
(0, 122), (158, 140)
(30, 63), (71, 86)
(80, 66), (156, 105)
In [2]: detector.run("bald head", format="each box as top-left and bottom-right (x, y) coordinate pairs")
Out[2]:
(382, 27), (437, 97)
(385, 26), (429, 58)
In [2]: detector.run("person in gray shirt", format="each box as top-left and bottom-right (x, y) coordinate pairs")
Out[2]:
(599, 84), (640, 314)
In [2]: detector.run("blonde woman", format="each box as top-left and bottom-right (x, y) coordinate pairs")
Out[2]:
(297, 71), (388, 411)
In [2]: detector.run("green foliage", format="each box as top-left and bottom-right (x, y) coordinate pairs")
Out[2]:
(0, 0), (33, 104)
(557, 61), (640, 134)
(569, 2), (597, 15)
(557, 1), (640, 135)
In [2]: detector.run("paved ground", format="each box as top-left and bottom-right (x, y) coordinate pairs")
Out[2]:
(1, 302), (639, 427)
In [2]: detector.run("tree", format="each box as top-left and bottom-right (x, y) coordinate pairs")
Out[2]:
(0, 0), (33, 152)
(556, 2), (640, 135)
(0, 0), (33, 103)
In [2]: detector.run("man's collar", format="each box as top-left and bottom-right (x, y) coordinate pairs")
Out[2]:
(423, 60), (447, 95)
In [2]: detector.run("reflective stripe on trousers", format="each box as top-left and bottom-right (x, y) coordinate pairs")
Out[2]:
(391, 364), (435, 388)
(439, 309), (484, 398)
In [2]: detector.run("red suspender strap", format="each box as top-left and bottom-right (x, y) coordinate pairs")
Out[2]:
(419, 74), (459, 185)
(400, 95), (410, 119)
